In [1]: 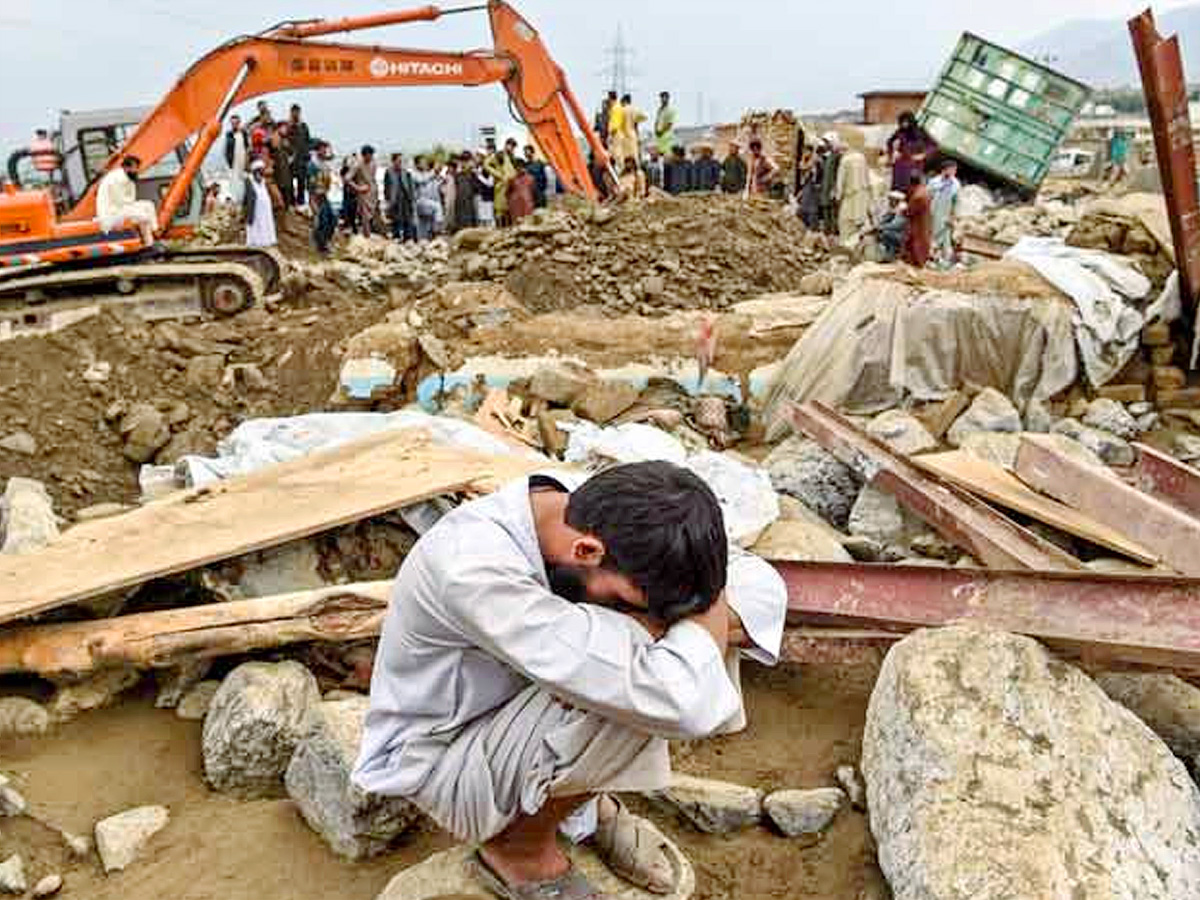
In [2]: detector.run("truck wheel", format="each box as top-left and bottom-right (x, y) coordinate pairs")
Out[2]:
(202, 276), (253, 316)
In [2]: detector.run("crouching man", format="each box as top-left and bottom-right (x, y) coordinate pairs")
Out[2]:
(353, 461), (785, 900)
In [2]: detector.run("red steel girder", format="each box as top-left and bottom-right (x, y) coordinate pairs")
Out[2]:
(1131, 442), (1200, 519)
(1130, 9), (1200, 345)
(777, 561), (1200, 674)
(788, 402), (1082, 572)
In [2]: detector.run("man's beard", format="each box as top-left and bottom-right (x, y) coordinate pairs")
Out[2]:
(545, 563), (588, 605)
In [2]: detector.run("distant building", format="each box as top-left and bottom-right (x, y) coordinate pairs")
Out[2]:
(859, 91), (927, 126)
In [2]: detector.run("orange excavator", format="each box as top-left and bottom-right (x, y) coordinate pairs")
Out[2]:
(0, 1), (610, 337)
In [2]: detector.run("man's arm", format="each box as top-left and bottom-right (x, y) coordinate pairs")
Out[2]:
(437, 552), (740, 740)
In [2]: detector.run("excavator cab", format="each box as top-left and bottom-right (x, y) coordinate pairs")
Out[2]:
(6, 108), (205, 227)
(57, 108), (205, 227)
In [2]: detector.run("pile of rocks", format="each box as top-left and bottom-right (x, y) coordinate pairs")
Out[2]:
(446, 195), (833, 315)
(958, 199), (1080, 246)
(292, 235), (454, 294)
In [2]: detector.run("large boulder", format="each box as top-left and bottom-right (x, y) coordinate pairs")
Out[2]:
(946, 389), (1022, 448)
(766, 437), (862, 530)
(863, 627), (1200, 900)
(285, 698), (421, 859)
(202, 661), (320, 798)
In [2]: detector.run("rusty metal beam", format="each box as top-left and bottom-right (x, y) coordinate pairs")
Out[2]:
(1131, 443), (1200, 518)
(788, 402), (1082, 572)
(1130, 9), (1200, 358)
(777, 561), (1200, 674)
(1016, 434), (1200, 576)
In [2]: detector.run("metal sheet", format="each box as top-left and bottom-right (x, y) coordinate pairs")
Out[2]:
(777, 561), (1200, 674)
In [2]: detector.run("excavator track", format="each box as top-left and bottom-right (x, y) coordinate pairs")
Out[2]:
(0, 248), (280, 341)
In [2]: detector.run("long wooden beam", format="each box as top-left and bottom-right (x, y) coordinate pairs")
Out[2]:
(789, 402), (1082, 571)
(0, 429), (541, 627)
(0, 583), (394, 676)
(1016, 434), (1200, 577)
(780, 561), (1200, 674)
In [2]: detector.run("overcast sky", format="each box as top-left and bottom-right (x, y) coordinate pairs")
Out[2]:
(2, 0), (1196, 157)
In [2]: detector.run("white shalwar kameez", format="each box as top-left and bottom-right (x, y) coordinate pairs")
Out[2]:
(245, 179), (277, 248)
(353, 471), (787, 845)
(95, 168), (158, 243)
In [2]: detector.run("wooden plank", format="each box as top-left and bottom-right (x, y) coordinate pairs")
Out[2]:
(918, 451), (1160, 565)
(0, 583), (394, 676)
(778, 560), (1200, 675)
(0, 429), (543, 626)
(1016, 433), (1200, 577)
(790, 402), (1083, 571)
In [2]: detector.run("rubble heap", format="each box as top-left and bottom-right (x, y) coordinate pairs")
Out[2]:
(445, 195), (831, 315)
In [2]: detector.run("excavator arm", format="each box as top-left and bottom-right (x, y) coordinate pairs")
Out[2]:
(66, 1), (610, 230)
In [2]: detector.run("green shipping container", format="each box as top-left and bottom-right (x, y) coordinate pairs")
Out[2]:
(917, 33), (1091, 195)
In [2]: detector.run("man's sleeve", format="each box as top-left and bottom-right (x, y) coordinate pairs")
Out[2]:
(437, 544), (740, 740)
(727, 548), (787, 666)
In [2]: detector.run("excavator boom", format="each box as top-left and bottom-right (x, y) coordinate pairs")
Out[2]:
(66, 1), (607, 226)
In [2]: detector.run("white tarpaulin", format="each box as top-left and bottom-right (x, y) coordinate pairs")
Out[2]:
(1005, 236), (1151, 387)
(761, 271), (1078, 440)
(562, 421), (780, 546)
(148, 411), (779, 547)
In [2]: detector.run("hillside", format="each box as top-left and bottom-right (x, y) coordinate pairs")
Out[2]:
(1020, 5), (1200, 88)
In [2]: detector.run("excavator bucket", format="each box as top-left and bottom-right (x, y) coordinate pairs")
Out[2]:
(489, 2), (605, 200)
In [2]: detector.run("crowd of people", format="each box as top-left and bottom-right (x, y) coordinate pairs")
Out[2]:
(218, 96), (961, 268)
(220, 101), (567, 255)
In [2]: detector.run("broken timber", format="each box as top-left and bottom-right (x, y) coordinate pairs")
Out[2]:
(917, 450), (1159, 565)
(788, 401), (1083, 571)
(779, 561), (1200, 675)
(0, 583), (393, 676)
(0, 429), (543, 626)
(1016, 434), (1200, 577)
(1131, 442), (1200, 519)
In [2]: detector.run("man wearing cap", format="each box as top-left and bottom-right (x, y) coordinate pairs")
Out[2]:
(242, 158), (277, 248)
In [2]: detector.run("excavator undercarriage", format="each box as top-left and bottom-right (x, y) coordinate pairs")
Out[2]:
(0, 247), (280, 340)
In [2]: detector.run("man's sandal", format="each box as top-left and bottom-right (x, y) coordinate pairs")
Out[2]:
(592, 797), (679, 895)
(471, 849), (614, 900)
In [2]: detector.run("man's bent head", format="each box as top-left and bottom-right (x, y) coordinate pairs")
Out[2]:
(560, 461), (727, 625)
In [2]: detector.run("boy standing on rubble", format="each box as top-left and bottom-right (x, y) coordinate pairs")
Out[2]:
(355, 462), (785, 900)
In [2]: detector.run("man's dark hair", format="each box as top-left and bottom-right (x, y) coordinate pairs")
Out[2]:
(361, 144), (375, 157)
(121, 155), (140, 167)
(565, 461), (728, 625)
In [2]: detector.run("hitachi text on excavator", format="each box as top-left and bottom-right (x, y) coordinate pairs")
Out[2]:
(0, 1), (611, 339)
